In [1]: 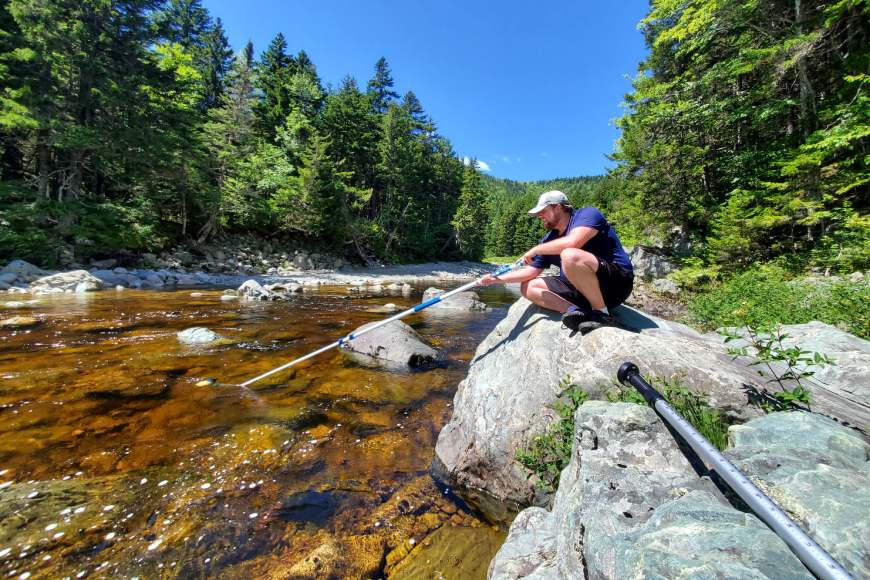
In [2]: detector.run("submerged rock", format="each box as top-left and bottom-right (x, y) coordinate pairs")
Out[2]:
(0, 315), (38, 329)
(342, 320), (439, 368)
(177, 327), (223, 345)
(422, 287), (487, 311)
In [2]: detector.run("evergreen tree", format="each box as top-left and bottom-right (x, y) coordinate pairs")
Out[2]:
(200, 18), (232, 110)
(367, 56), (399, 114)
(319, 76), (379, 189)
(255, 32), (296, 139)
(452, 161), (488, 259)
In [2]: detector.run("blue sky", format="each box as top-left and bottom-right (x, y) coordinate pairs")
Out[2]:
(202, 1), (650, 181)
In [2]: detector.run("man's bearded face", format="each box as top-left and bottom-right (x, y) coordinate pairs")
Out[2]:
(534, 205), (561, 230)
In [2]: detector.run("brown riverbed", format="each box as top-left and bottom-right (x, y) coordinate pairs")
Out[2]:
(0, 284), (518, 578)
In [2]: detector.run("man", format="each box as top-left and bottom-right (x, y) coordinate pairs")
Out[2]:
(479, 190), (634, 334)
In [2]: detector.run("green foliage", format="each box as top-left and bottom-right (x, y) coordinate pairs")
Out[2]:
(687, 264), (870, 338)
(608, 375), (729, 451)
(515, 377), (588, 493)
(722, 324), (835, 411)
(452, 162), (488, 260)
(611, 0), (869, 273)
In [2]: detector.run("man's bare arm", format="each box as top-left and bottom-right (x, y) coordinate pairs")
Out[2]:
(478, 266), (542, 286)
(521, 227), (598, 264)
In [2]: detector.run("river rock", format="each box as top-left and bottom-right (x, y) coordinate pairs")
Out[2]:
(0, 272), (17, 285)
(434, 298), (778, 522)
(30, 270), (104, 294)
(0, 259), (45, 282)
(0, 316), (38, 329)
(238, 279), (276, 300)
(422, 287), (487, 311)
(177, 327), (223, 345)
(629, 245), (677, 281)
(726, 412), (868, 577)
(342, 320), (439, 368)
(488, 402), (812, 579)
(90, 258), (117, 269)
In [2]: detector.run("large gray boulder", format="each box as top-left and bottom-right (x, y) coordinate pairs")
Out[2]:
(727, 412), (869, 577)
(342, 320), (439, 368)
(434, 298), (769, 521)
(629, 245), (678, 280)
(30, 270), (104, 294)
(717, 321), (870, 429)
(0, 259), (45, 282)
(489, 403), (812, 579)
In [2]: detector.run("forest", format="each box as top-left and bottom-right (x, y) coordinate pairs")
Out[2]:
(0, 0), (867, 276)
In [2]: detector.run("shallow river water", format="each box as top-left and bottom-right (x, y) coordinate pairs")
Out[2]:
(0, 283), (519, 579)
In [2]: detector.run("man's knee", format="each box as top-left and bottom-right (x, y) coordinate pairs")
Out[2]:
(521, 278), (545, 299)
(560, 248), (597, 271)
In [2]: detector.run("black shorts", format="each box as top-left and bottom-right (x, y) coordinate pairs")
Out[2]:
(542, 260), (634, 309)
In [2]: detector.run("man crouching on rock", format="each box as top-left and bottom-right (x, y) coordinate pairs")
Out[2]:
(479, 190), (634, 334)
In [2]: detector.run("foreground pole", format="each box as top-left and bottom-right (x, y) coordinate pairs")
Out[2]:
(616, 362), (852, 580)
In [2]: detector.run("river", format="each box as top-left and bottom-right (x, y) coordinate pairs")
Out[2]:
(0, 283), (519, 578)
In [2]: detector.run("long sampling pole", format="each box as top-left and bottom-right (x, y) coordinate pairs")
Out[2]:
(616, 362), (853, 580)
(235, 260), (525, 388)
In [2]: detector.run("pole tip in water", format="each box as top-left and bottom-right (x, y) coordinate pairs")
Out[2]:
(195, 378), (218, 387)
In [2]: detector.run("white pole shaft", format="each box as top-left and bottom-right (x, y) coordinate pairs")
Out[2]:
(239, 263), (519, 388)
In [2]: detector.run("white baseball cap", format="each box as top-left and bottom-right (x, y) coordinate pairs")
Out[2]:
(528, 190), (569, 214)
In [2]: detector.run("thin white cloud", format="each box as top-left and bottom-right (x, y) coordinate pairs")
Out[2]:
(462, 156), (491, 172)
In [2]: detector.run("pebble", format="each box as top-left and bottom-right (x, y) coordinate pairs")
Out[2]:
(0, 548), (10, 557)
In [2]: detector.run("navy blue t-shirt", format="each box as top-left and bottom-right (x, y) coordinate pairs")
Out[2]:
(530, 206), (633, 280)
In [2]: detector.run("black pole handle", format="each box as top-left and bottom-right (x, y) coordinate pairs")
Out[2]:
(617, 361), (664, 405)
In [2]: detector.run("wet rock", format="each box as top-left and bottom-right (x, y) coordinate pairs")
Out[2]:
(3, 300), (40, 309)
(422, 287), (486, 311)
(286, 535), (386, 579)
(0, 272), (17, 285)
(237, 279), (277, 301)
(0, 315), (38, 329)
(367, 303), (401, 314)
(629, 245), (678, 281)
(342, 320), (439, 368)
(390, 525), (503, 579)
(177, 327), (223, 345)
(30, 270), (104, 294)
(727, 412), (869, 577)
(220, 294), (239, 302)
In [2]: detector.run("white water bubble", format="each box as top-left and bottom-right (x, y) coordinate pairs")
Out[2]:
(74, 507), (85, 514)
(248, 513), (258, 519)
(105, 533), (115, 541)
(200, 483), (211, 490)
(147, 539), (162, 551)
(102, 505), (114, 512)
(44, 524), (57, 531)
(76, 572), (86, 578)
(0, 482), (12, 490)
(0, 548), (10, 557)
(53, 532), (64, 539)
(26, 492), (38, 499)
(139, 478), (147, 485)
(59, 508), (71, 515)
(157, 480), (168, 487)
(19, 572), (30, 579)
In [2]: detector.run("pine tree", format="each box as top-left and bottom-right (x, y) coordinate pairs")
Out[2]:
(452, 161), (488, 259)
(367, 56), (399, 114)
(255, 32), (296, 139)
(200, 17), (232, 110)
